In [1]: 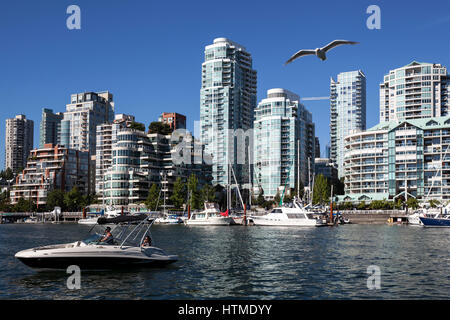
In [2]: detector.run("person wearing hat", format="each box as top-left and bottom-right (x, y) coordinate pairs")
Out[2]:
(100, 226), (114, 244)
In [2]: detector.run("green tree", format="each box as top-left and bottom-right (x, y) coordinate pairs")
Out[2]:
(170, 177), (187, 209)
(369, 200), (383, 210)
(256, 188), (265, 206)
(0, 168), (14, 180)
(429, 199), (439, 208)
(188, 174), (202, 210)
(148, 122), (172, 135)
(201, 184), (216, 203)
(46, 189), (65, 211)
(145, 184), (160, 210)
(263, 200), (274, 210)
(343, 202), (354, 210)
(14, 197), (36, 212)
(406, 197), (419, 210)
(394, 198), (404, 210)
(129, 122), (145, 132)
(357, 201), (367, 210)
(64, 187), (84, 212)
(274, 190), (281, 206)
(312, 174), (330, 205)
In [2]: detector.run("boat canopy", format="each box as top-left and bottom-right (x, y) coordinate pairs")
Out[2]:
(97, 214), (150, 225)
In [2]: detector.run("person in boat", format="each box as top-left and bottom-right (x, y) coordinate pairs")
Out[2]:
(141, 235), (152, 247)
(100, 227), (114, 244)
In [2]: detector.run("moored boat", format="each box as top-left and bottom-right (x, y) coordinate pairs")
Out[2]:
(249, 199), (325, 227)
(419, 214), (450, 227)
(185, 202), (233, 226)
(15, 214), (178, 269)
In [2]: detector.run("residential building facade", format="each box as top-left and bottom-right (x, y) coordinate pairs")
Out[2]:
(103, 128), (211, 206)
(60, 91), (114, 194)
(39, 108), (63, 148)
(5, 115), (34, 173)
(10, 144), (89, 207)
(158, 112), (186, 131)
(330, 70), (366, 178)
(314, 158), (338, 183)
(200, 37), (257, 187)
(95, 114), (135, 196)
(340, 117), (450, 203)
(379, 62), (449, 123)
(60, 91), (114, 154)
(254, 89), (315, 199)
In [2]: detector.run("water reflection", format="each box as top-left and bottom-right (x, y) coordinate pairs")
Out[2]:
(0, 224), (449, 299)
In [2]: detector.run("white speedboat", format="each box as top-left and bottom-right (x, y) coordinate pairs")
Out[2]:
(249, 200), (325, 227)
(185, 202), (233, 226)
(15, 214), (178, 269)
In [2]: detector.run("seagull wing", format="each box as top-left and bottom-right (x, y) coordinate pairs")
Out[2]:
(285, 49), (316, 65)
(321, 40), (359, 53)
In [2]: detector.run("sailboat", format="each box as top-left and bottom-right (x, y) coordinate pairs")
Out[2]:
(184, 164), (237, 226)
(154, 174), (183, 224)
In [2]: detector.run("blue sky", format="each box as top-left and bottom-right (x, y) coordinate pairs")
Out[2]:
(1, 0), (450, 170)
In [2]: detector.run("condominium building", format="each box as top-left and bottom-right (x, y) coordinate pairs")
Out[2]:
(10, 144), (89, 207)
(39, 108), (63, 148)
(103, 128), (211, 206)
(60, 91), (114, 194)
(60, 91), (114, 154)
(158, 112), (186, 131)
(330, 70), (366, 178)
(254, 89), (315, 199)
(5, 115), (34, 173)
(314, 158), (338, 183)
(379, 61), (449, 122)
(340, 116), (450, 203)
(95, 114), (135, 196)
(315, 137), (321, 158)
(200, 37), (257, 187)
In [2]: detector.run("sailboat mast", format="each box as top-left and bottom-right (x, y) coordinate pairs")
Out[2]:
(308, 157), (311, 203)
(297, 139), (300, 199)
(248, 144), (252, 207)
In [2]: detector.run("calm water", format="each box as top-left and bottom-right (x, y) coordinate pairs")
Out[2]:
(0, 223), (449, 299)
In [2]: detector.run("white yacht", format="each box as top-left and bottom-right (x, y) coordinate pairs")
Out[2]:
(185, 202), (234, 226)
(249, 200), (325, 227)
(15, 214), (178, 269)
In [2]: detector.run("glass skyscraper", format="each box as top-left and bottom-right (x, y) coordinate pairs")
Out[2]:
(200, 38), (257, 187)
(330, 70), (366, 178)
(254, 89), (315, 199)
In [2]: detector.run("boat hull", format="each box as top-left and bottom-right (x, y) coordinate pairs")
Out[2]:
(16, 255), (177, 269)
(185, 217), (233, 226)
(250, 217), (320, 227)
(15, 245), (178, 269)
(77, 218), (98, 225)
(419, 217), (450, 227)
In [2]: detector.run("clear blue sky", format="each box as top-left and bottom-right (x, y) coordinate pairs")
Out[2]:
(1, 0), (450, 170)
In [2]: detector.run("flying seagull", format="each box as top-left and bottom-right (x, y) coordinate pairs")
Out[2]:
(285, 40), (359, 65)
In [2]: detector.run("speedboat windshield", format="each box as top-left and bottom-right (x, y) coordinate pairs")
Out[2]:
(82, 233), (102, 244)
